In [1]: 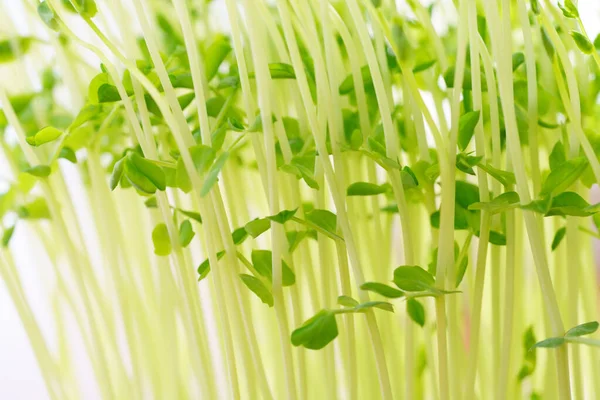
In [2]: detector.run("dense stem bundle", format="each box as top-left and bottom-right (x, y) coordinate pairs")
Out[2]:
(1, 0), (600, 399)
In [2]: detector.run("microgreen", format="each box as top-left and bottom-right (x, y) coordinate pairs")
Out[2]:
(2, 0), (600, 398)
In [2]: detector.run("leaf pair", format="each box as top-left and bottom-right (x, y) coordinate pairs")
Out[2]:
(291, 310), (338, 350)
(540, 157), (587, 198)
(111, 152), (166, 195)
(244, 208), (299, 239)
(244, 208), (340, 242)
(251, 250), (296, 287)
(469, 191), (520, 214)
(291, 299), (394, 350)
(0, 37), (34, 64)
(280, 156), (319, 190)
(531, 321), (599, 350)
(26, 126), (63, 147)
(523, 192), (600, 217)
(238, 250), (295, 306)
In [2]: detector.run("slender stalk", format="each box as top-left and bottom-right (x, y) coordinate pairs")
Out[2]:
(274, 1), (393, 397)
(485, 1), (572, 398)
(242, 2), (297, 398)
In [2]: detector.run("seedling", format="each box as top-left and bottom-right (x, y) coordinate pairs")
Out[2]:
(1, 0), (600, 399)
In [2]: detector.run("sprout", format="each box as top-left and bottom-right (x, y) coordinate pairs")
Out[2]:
(1, 0), (600, 399)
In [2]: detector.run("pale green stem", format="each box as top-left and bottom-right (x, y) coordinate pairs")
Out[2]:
(242, 2), (297, 398)
(274, 1), (393, 398)
(486, 1), (572, 398)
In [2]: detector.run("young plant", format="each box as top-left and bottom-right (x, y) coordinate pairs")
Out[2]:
(1, 0), (600, 399)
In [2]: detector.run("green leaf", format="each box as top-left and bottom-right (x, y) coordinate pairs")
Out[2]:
(291, 162), (320, 189)
(232, 227), (248, 245)
(189, 145), (216, 172)
(175, 157), (192, 193)
(1, 224), (16, 247)
(565, 321), (599, 337)
(267, 208), (298, 224)
(197, 250), (225, 281)
(521, 196), (552, 214)
(87, 73), (112, 104)
(407, 299), (425, 327)
(538, 119), (560, 129)
(179, 220), (195, 247)
(413, 60), (436, 73)
(67, 0), (98, 18)
(305, 209), (340, 239)
(227, 117), (245, 132)
(512, 52), (525, 71)
(393, 265), (435, 292)
(476, 163), (516, 187)
(291, 310), (338, 350)
(469, 191), (520, 214)
(286, 230), (315, 253)
(177, 209), (202, 223)
(251, 249), (296, 286)
(401, 167), (419, 188)
(247, 113), (276, 132)
(216, 75), (240, 89)
(549, 142), (566, 171)
(152, 223), (171, 256)
(455, 181), (480, 209)
(178, 93), (195, 111)
(519, 326), (537, 381)
(0, 37), (34, 64)
(59, 147), (77, 163)
(268, 63), (296, 79)
(38, 1), (60, 31)
(347, 182), (390, 196)
(546, 192), (595, 217)
(540, 157), (588, 197)
(144, 197), (157, 208)
(354, 301), (394, 313)
(212, 126), (227, 153)
(109, 157), (125, 191)
(337, 295), (359, 307)
(489, 231), (507, 246)
(360, 282), (404, 298)
(531, 337), (565, 350)
(571, 31), (593, 54)
(129, 153), (166, 191)
(201, 152), (229, 196)
(97, 84), (121, 103)
(424, 163), (440, 183)
(18, 198), (51, 219)
(26, 126), (63, 147)
(339, 65), (371, 95)
(24, 165), (51, 178)
(69, 104), (102, 131)
(558, 0), (579, 18)
(455, 251), (469, 288)
(204, 35), (231, 82)
(541, 27), (555, 58)
(552, 226), (567, 251)
(392, 21), (413, 62)
(197, 261), (210, 281)
(595, 34), (600, 50)
(244, 218), (270, 238)
(458, 111), (481, 151)
(240, 274), (273, 307)
(456, 153), (483, 175)
(443, 66), (485, 90)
